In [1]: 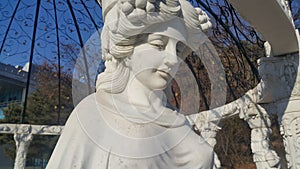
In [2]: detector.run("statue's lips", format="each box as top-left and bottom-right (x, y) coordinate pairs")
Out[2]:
(157, 69), (171, 79)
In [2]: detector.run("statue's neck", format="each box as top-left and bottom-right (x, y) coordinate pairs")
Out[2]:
(95, 74), (166, 112)
(116, 76), (164, 109)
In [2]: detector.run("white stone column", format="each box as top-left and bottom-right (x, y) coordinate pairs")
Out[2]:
(13, 132), (33, 169)
(257, 51), (300, 169)
(279, 101), (300, 168)
(242, 105), (280, 169)
(188, 86), (281, 169)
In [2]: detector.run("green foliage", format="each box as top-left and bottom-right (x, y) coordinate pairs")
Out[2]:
(25, 62), (73, 125)
(0, 132), (15, 160)
(0, 103), (22, 123)
(0, 103), (23, 160)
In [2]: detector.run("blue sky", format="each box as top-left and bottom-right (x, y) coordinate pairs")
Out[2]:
(1, 0), (299, 68)
(0, 0), (103, 69)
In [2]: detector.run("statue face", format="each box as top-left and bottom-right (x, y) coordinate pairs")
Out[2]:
(129, 34), (182, 91)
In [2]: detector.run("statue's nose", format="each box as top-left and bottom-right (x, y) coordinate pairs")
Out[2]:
(164, 54), (178, 67)
(164, 39), (178, 66)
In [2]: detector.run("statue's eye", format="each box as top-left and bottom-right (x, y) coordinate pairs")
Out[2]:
(176, 42), (188, 59)
(149, 40), (165, 50)
(176, 42), (185, 53)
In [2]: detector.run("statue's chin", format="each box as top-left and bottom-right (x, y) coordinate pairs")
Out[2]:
(141, 80), (169, 91)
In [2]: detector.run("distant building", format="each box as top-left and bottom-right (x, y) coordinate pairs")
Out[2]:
(0, 62), (29, 167)
(0, 62), (29, 119)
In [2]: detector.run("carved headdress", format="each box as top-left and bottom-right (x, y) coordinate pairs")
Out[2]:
(98, 0), (211, 60)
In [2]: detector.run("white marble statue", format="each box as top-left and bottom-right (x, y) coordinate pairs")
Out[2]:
(46, 0), (215, 168)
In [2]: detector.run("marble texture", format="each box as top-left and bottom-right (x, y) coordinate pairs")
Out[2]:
(46, 0), (215, 168)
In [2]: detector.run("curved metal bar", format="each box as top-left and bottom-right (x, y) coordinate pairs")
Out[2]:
(196, 0), (260, 80)
(0, 0), (21, 54)
(66, 0), (92, 93)
(22, 0), (42, 123)
(81, 0), (103, 31)
(53, 0), (61, 125)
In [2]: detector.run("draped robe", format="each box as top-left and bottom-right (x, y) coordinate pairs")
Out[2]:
(46, 91), (214, 169)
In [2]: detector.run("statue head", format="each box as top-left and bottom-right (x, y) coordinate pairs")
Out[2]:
(96, 0), (212, 93)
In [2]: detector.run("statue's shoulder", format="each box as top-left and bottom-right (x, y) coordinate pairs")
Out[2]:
(74, 92), (114, 114)
(74, 93), (98, 111)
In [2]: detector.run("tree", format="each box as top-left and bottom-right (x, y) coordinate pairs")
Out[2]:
(0, 62), (74, 167)
(0, 103), (23, 160)
(26, 62), (73, 125)
(215, 115), (252, 169)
